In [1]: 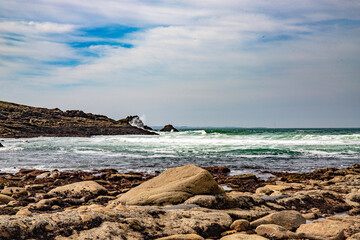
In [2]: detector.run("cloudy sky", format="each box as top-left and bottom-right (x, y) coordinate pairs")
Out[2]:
(0, 0), (359, 127)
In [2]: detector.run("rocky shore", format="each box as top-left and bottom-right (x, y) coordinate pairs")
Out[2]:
(1, 164), (360, 239)
(0, 101), (156, 138)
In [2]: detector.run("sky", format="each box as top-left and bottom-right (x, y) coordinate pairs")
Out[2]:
(0, 0), (359, 128)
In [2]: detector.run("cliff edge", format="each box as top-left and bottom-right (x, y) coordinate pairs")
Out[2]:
(0, 101), (156, 138)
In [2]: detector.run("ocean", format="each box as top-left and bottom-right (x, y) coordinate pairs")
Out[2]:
(1, 128), (359, 178)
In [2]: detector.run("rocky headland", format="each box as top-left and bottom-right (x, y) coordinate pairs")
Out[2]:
(0, 101), (156, 138)
(1, 164), (360, 239)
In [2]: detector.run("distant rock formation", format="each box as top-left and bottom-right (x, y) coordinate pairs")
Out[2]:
(0, 100), (157, 138)
(160, 124), (179, 132)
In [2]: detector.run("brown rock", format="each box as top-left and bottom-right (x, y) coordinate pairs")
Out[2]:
(1, 187), (27, 196)
(118, 165), (224, 205)
(0, 194), (14, 204)
(255, 224), (298, 239)
(250, 210), (306, 231)
(220, 233), (269, 240)
(48, 180), (107, 198)
(156, 234), (205, 240)
(230, 219), (251, 231)
(296, 220), (346, 240)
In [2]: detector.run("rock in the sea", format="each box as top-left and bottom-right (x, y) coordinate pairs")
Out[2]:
(296, 220), (346, 240)
(118, 165), (224, 205)
(48, 180), (107, 198)
(220, 233), (269, 240)
(250, 210), (306, 231)
(160, 124), (179, 132)
(0, 142), (3, 147)
(255, 224), (298, 239)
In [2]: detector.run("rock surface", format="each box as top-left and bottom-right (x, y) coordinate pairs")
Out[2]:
(0, 100), (156, 138)
(118, 165), (224, 205)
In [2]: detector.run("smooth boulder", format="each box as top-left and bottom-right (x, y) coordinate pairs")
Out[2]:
(118, 165), (224, 205)
(250, 210), (306, 231)
(48, 181), (107, 198)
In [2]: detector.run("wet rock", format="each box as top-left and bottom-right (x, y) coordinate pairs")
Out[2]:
(220, 233), (269, 240)
(203, 167), (230, 176)
(0, 143), (3, 147)
(48, 180), (107, 198)
(0, 194), (14, 204)
(118, 165), (224, 205)
(156, 234), (205, 240)
(276, 190), (351, 214)
(160, 124), (179, 132)
(225, 174), (264, 192)
(296, 220), (346, 240)
(255, 224), (298, 239)
(230, 219), (251, 231)
(250, 210), (306, 231)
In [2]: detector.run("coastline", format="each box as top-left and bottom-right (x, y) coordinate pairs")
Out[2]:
(1, 164), (359, 239)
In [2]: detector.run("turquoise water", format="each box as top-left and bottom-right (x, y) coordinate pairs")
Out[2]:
(0, 128), (359, 177)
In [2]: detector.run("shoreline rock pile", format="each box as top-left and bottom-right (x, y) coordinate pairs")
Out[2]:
(1, 164), (360, 239)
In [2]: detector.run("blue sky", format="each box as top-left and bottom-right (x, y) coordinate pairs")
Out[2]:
(0, 0), (359, 127)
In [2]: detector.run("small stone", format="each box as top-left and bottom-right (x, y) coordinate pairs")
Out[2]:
(255, 224), (298, 239)
(220, 233), (269, 240)
(230, 219), (251, 231)
(16, 208), (32, 216)
(250, 210), (306, 231)
(302, 212), (318, 220)
(0, 194), (15, 204)
(156, 234), (205, 240)
(1, 187), (27, 196)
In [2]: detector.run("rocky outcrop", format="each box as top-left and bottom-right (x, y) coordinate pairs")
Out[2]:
(160, 124), (179, 132)
(118, 165), (224, 205)
(0, 100), (156, 138)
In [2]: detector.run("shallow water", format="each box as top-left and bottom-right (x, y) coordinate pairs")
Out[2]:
(0, 128), (359, 177)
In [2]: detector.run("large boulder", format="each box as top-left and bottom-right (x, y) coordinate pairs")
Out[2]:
(118, 165), (224, 205)
(250, 210), (306, 231)
(48, 181), (107, 198)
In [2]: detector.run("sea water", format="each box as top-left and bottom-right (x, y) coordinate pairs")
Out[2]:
(0, 128), (359, 177)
